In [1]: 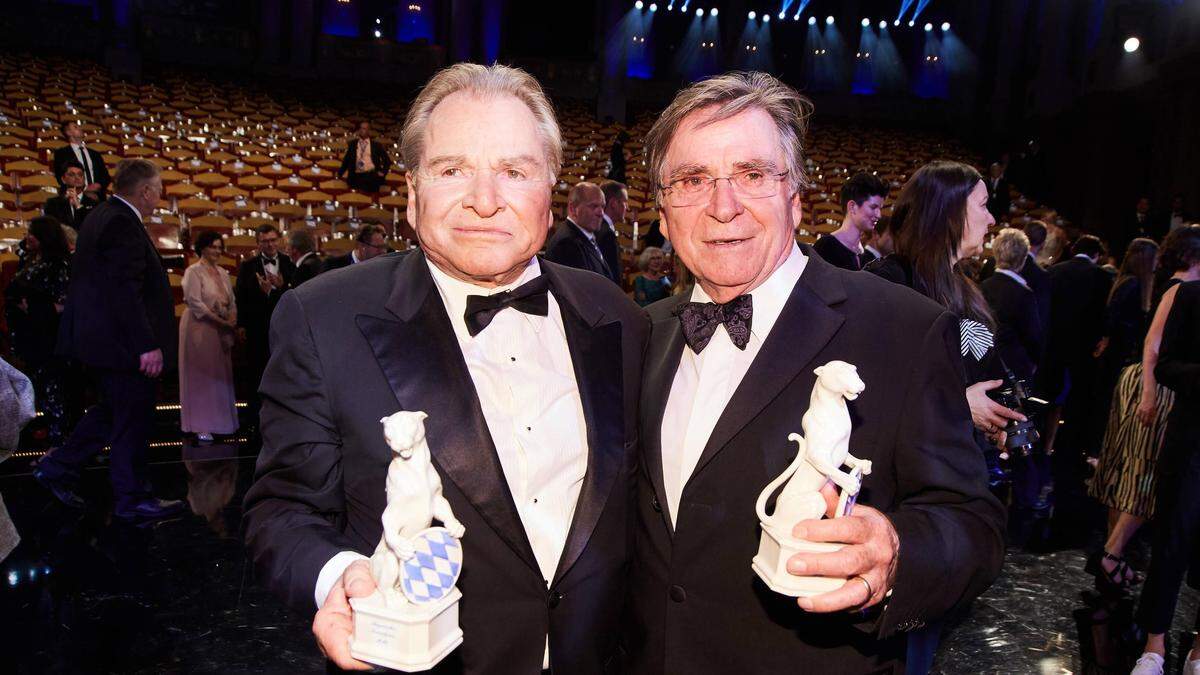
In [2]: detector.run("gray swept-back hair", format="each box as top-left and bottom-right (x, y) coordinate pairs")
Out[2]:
(992, 228), (1030, 270)
(644, 71), (814, 205)
(401, 63), (563, 183)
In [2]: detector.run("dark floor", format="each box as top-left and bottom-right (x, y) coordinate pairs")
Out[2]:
(1, 417), (1197, 674)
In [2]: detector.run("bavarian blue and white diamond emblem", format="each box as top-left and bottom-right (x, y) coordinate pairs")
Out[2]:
(400, 527), (463, 604)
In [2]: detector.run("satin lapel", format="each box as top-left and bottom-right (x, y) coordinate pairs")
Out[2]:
(687, 253), (847, 484)
(549, 279), (623, 583)
(641, 294), (689, 533)
(355, 252), (540, 575)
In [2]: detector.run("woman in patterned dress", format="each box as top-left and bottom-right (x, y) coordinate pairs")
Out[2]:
(864, 160), (1018, 675)
(1089, 228), (1200, 590)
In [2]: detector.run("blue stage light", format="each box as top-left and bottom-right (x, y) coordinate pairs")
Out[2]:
(861, 18), (869, 27)
(695, 7), (703, 16)
(879, 20), (887, 29)
(1124, 36), (1140, 52)
(634, 0), (643, 9)
(748, 11), (756, 19)
(924, 22), (932, 32)
(908, 20), (915, 27)
(709, 7), (717, 16)
(649, 3), (657, 12)
(808, 16), (816, 26)
(941, 21), (950, 31)
(826, 15), (834, 25)
(763, 13), (769, 22)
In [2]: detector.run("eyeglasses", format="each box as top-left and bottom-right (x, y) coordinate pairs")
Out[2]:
(659, 169), (790, 207)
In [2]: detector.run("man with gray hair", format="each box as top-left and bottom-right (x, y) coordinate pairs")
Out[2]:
(37, 158), (184, 521)
(982, 228), (1043, 383)
(243, 63), (647, 674)
(286, 228), (324, 287)
(630, 71), (1004, 672)
(545, 181), (621, 285)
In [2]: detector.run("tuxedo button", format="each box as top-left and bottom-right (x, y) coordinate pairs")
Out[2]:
(651, 496), (662, 513)
(669, 585), (686, 603)
(548, 591), (563, 609)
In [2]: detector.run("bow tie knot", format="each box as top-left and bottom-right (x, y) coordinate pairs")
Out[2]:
(673, 295), (754, 353)
(464, 275), (551, 336)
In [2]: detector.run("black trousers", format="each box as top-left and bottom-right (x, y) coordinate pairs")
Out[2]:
(346, 171), (385, 193)
(1137, 420), (1200, 634)
(38, 368), (157, 510)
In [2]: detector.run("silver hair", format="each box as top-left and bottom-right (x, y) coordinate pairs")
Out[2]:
(637, 245), (665, 272)
(401, 63), (563, 184)
(644, 71), (814, 205)
(992, 227), (1031, 270)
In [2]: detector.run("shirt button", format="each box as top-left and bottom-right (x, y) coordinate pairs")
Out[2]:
(669, 585), (686, 603)
(651, 496), (662, 513)
(548, 591), (563, 608)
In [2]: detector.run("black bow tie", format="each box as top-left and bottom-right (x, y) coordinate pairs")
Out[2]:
(464, 276), (550, 337)
(673, 295), (754, 353)
(262, 257), (277, 265)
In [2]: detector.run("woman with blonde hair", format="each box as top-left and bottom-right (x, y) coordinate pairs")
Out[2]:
(633, 246), (672, 306)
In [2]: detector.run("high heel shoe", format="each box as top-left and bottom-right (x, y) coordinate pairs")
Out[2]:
(1085, 550), (1139, 592)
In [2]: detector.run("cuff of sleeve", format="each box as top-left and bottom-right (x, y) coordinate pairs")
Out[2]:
(314, 550), (370, 609)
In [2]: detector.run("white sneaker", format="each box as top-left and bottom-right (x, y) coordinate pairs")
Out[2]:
(196, 433), (214, 443)
(1132, 652), (1164, 675)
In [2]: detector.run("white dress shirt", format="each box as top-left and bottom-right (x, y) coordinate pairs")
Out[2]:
(660, 243), (807, 526)
(112, 194), (143, 221)
(71, 142), (95, 185)
(314, 257), (589, 668)
(260, 255), (279, 278)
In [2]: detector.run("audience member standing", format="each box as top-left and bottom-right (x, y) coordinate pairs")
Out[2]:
(813, 172), (888, 271)
(1021, 220), (1053, 348)
(1097, 239), (1159, 411)
(37, 159), (183, 521)
(1166, 194), (1192, 234)
(598, 179), (627, 286)
(1090, 228), (1200, 598)
(43, 161), (96, 232)
(286, 228), (324, 287)
(545, 181), (619, 284)
(981, 228), (1044, 383)
(985, 162), (1011, 223)
(336, 121), (391, 193)
(52, 121), (110, 201)
(322, 224), (387, 271)
(1132, 276), (1200, 675)
(4, 217), (74, 447)
(633, 246), (671, 306)
(607, 130), (629, 183)
(235, 224), (294, 427)
(180, 232), (238, 443)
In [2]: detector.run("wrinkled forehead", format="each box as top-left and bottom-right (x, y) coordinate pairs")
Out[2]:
(424, 91), (548, 167)
(662, 105), (786, 177)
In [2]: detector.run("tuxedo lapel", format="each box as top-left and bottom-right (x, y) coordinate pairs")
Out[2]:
(543, 262), (624, 583)
(356, 251), (540, 575)
(686, 249), (847, 485)
(642, 294), (689, 533)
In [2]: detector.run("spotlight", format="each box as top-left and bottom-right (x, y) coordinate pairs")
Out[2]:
(373, 28), (382, 38)
(879, 20), (887, 29)
(808, 16), (816, 26)
(908, 20), (915, 27)
(762, 13), (769, 22)
(1124, 36), (1140, 53)
(893, 19), (900, 26)
(649, 3), (657, 11)
(374, 17), (381, 24)
(779, 11), (786, 20)
(861, 18), (869, 27)
(826, 15), (834, 25)
(748, 11), (755, 19)
(709, 6), (717, 16)
(941, 21), (950, 31)
(924, 22), (932, 32)
(794, 13), (801, 21)
(667, 2), (673, 9)
(635, 0), (643, 9)
(696, 7), (703, 16)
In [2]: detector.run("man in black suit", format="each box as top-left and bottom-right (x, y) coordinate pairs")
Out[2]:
(598, 179), (628, 286)
(243, 63), (648, 674)
(234, 224), (295, 427)
(629, 71), (1004, 673)
(286, 227), (324, 287)
(36, 158), (183, 521)
(52, 121), (111, 201)
(322, 224), (388, 272)
(336, 120), (392, 193)
(545, 181), (620, 285)
(981, 229), (1044, 382)
(43, 160), (97, 231)
(1020, 220), (1052, 346)
(985, 162), (1011, 224)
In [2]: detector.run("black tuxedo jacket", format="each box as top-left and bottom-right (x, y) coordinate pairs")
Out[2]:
(1043, 256), (1112, 395)
(986, 177), (1010, 221)
(1157, 281), (1200, 438)
(981, 272), (1045, 382)
(243, 250), (649, 674)
(43, 194), (97, 231)
(235, 254), (297, 354)
(56, 199), (175, 371)
(322, 252), (354, 272)
(1019, 255), (1052, 337)
(597, 219), (624, 286)
(337, 139), (392, 178)
(53, 144), (111, 199)
(628, 248), (1005, 674)
(545, 220), (615, 283)
(292, 252), (324, 287)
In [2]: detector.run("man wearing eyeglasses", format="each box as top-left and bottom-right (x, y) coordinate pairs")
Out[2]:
(322, 224), (389, 271)
(627, 72), (1004, 673)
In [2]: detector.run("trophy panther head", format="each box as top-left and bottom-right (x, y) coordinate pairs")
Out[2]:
(813, 361), (866, 401)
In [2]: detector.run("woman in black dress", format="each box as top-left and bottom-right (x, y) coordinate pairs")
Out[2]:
(4, 217), (74, 447)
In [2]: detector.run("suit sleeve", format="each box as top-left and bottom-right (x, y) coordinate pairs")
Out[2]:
(376, 142), (392, 174)
(1155, 284), (1200, 397)
(93, 150), (111, 191)
(337, 146), (353, 178)
(99, 214), (159, 355)
(877, 310), (1006, 637)
(242, 291), (359, 611)
(546, 236), (589, 271)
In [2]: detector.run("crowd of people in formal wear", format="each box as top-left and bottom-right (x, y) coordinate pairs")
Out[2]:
(2, 62), (1199, 674)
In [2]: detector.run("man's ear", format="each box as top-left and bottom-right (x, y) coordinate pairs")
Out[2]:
(658, 208), (671, 243)
(405, 174), (419, 237)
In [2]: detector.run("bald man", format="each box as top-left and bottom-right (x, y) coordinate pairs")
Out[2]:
(545, 181), (621, 284)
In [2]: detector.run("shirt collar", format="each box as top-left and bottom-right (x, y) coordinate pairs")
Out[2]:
(112, 194), (143, 221)
(996, 268), (1030, 289)
(568, 218), (597, 243)
(864, 244), (882, 259)
(1074, 253), (1094, 262)
(690, 242), (807, 342)
(427, 256), (543, 339)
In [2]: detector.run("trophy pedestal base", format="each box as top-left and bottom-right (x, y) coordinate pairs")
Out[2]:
(752, 524), (846, 597)
(350, 588), (463, 672)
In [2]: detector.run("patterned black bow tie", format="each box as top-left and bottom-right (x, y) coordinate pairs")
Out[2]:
(673, 294), (754, 353)
(464, 275), (550, 337)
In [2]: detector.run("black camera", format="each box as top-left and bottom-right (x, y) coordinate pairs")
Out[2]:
(987, 369), (1049, 458)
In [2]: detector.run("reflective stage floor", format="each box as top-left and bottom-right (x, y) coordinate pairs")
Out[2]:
(2, 433), (1197, 674)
